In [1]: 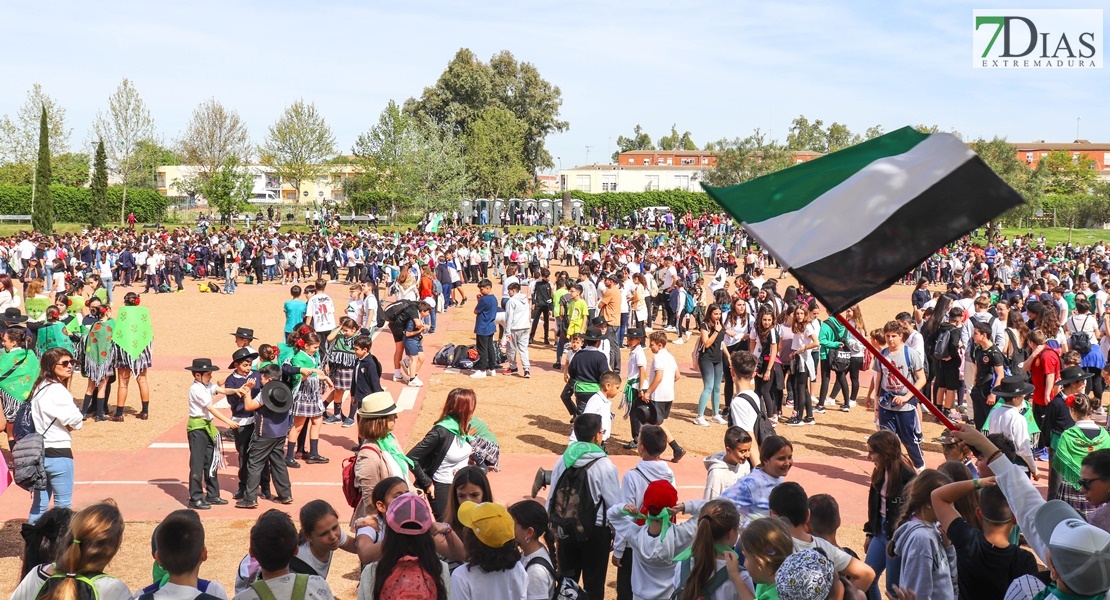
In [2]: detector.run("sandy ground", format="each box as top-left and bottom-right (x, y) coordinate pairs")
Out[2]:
(0, 266), (947, 598)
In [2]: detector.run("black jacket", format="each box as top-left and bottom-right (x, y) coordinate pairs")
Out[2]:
(406, 425), (458, 491)
(865, 466), (916, 539)
(352, 354), (384, 402)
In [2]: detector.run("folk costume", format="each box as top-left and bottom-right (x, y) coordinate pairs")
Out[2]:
(0, 347), (40, 423)
(112, 304), (153, 372)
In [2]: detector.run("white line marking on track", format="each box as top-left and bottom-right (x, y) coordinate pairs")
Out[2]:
(148, 442), (190, 449)
(397, 387), (419, 410)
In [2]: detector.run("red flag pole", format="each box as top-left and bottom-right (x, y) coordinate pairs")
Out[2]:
(834, 313), (957, 431)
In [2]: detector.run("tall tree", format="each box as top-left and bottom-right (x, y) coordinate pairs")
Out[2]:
(465, 106), (529, 198)
(90, 140), (108, 229)
(970, 136), (1043, 231)
(613, 124), (655, 162)
(32, 107), (53, 233)
(198, 158), (255, 216)
(407, 48), (566, 186)
(657, 124), (697, 151)
(351, 100), (416, 202)
(702, 129), (796, 188)
(1036, 149), (1098, 196)
(786, 115), (860, 154)
(51, 153), (91, 187)
(131, 139), (178, 190)
(177, 98), (252, 204)
(92, 78), (156, 223)
(259, 99), (337, 204)
(0, 84), (71, 165)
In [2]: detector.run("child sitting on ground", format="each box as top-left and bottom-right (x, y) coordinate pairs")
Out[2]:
(232, 510), (333, 600)
(703, 427), (752, 500)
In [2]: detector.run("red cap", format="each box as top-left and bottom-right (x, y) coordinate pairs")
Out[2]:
(640, 480), (678, 516)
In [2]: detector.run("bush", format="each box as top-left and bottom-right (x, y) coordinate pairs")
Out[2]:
(0, 185), (170, 223)
(533, 190), (720, 214)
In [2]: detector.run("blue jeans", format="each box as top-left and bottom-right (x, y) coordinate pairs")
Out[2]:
(102, 276), (114, 305)
(879, 401), (925, 469)
(44, 266), (52, 291)
(224, 267), (236, 293)
(424, 307), (436, 333)
(618, 313), (628, 346)
(697, 357), (723, 418)
(441, 282), (453, 308)
(30, 456), (74, 523)
(864, 520), (899, 600)
(266, 264), (277, 281)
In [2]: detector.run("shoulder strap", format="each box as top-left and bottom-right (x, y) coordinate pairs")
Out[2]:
(291, 574), (308, 600)
(633, 467), (650, 483)
(703, 566), (732, 595)
(526, 555), (557, 580)
(138, 594), (155, 600)
(740, 390), (764, 417)
(250, 579), (278, 600)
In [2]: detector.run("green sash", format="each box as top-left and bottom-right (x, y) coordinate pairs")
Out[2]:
(0, 348), (39, 402)
(1053, 427), (1110, 488)
(277, 344), (294, 366)
(563, 441), (605, 467)
(24, 297), (49, 321)
(114, 306), (153, 360)
(186, 415), (218, 442)
(377, 433), (413, 476)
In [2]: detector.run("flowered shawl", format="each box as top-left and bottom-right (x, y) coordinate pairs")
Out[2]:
(0, 348), (39, 402)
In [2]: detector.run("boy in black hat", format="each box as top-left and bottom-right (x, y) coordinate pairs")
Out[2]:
(237, 364), (295, 509)
(225, 347), (269, 501)
(184, 358), (246, 510)
(568, 326), (611, 414)
(232, 328), (259, 368)
(987, 375), (1039, 481)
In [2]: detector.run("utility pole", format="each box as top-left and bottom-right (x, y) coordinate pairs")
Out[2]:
(1077, 116), (1081, 141)
(585, 145), (593, 164)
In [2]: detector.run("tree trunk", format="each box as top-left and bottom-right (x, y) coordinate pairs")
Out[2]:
(561, 191), (572, 223)
(119, 183), (128, 225)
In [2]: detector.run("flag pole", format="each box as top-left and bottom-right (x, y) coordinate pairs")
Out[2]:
(833, 313), (957, 431)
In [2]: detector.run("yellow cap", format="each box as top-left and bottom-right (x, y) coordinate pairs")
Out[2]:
(457, 501), (516, 548)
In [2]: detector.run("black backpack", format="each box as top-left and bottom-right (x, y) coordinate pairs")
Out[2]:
(380, 300), (420, 331)
(451, 345), (472, 368)
(1006, 329), (1031, 382)
(533, 280), (554, 310)
(432, 343), (456, 366)
(733, 391), (775, 449)
(550, 458), (604, 542)
(1068, 316), (1093, 356)
(932, 325), (956, 361)
(525, 555), (588, 600)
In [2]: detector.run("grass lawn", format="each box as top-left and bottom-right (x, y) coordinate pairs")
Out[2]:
(973, 226), (1110, 247)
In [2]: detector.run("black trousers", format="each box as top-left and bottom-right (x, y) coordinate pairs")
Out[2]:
(819, 356), (849, 405)
(244, 434), (291, 503)
(1033, 403), (1048, 451)
(234, 423), (271, 495)
(475, 334), (495, 371)
(187, 429), (219, 503)
(557, 527), (612, 600)
(970, 382), (992, 431)
(617, 551), (633, 600)
(530, 307), (551, 343)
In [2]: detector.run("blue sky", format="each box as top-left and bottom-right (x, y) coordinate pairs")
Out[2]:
(0, 0), (1105, 170)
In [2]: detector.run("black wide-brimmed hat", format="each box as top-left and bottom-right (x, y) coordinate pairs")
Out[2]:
(626, 327), (646, 340)
(260, 381), (293, 414)
(228, 347), (259, 369)
(0, 308), (27, 324)
(184, 358), (220, 372)
(231, 327), (257, 340)
(991, 375), (1035, 398)
(633, 400), (661, 426)
(583, 327), (605, 342)
(1056, 365), (1095, 387)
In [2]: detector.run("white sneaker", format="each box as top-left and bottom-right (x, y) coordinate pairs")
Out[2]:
(712, 415), (728, 425)
(645, 327), (654, 333)
(488, 370), (496, 377)
(393, 370), (404, 381)
(672, 338), (685, 345)
(693, 416), (710, 427)
(664, 326), (677, 332)
(823, 398), (837, 407)
(408, 377), (423, 387)
(470, 370), (487, 379)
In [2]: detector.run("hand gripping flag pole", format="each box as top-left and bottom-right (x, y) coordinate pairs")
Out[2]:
(834, 313), (958, 431)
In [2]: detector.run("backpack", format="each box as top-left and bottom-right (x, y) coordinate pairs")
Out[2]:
(451, 345), (472, 368)
(382, 300), (420, 331)
(251, 574), (308, 600)
(670, 559), (732, 600)
(136, 579), (219, 600)
(1068, 316), (1093, 356)
(341, 444), (376, 508)
(13, 386), (54, 491)
(932, 326), (956, 361)
(534, 280), (554, 310)
(734, 391), (775, 449)
(550, 458), (604, 542)
(1006, 329), (1031, 382)
(828, 323), (852, 373)
(526, 555), (587, 600)
(378, 556), (439, 600)
(432, 343), (456, 366)
(683, 289), (695, 314)
(35, 573), (115, 600)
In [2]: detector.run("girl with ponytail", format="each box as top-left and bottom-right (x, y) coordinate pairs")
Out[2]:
(11, 500), (131, 600)
(509, 500), (559, 600)
(679, 499), (752, 600)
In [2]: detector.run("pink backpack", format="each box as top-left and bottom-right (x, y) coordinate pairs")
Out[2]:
(379, 556), (437, 600)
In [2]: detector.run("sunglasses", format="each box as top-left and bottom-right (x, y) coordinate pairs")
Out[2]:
(57, 360), (74, 368)
(1079, 476), (1110, 490)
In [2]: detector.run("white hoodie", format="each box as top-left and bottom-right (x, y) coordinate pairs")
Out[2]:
(547, 446), (622, 528)
(702, 452), (750, 500)
(614, 460), (676, 558)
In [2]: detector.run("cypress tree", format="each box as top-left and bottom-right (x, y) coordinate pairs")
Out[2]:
(32, 106), (53, 233)
(90, 140), (107, 229)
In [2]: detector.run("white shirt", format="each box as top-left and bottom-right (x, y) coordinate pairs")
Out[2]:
(188, 381), (219, 420)
(306, 294), (336, 332)
(295, 542), (332, 578)
(649, 348), (678, 402)
(232, 573), (333, 600)
(1066, 313), (1098, 347)
(31, 381), (83, 449)
(987, 403), (1037, 475)
(433, 435), (472, 484)
(570, 392), (612, 442)
(793, 535), (852, 571)
(729, 390), (759, 434)
(139, 581), (229, 600)
(521, 548), (556, 600)
(450, 562), (527, 600)
(12, 566), (131, 600)
(626, 346), (648, 388)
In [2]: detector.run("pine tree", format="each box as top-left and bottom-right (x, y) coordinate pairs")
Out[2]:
(90, 139), (107, 229)
(32, 106), (53, 233)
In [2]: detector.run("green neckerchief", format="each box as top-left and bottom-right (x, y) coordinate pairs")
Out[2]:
(673, 542), (738, 563)
(277, 344), (294, 366)
(0, 348), (39, 401)
(436, 415), (472, 442)
(755, 583), (781, 600)
(622, 506), (675, 540)
(67, 296), (87, 314)
(563, 441), (605, 467)
(258, 360), (277, 369)
(377, 433), (413, 475)
(332, 333), (354, 354)
(36, 323), (74, 356)
(152, 562), (169, 587)
(983, 400), (1040, 435)
(1053, 427), (1110, 488)
(288, 350), (316, 387)
(1031, 582), (1105, 600)
(186, 415), (218, 442)
(24, 297), (49, 321)
(114, 305), (153, 360)
(63, 315), (85, 337)
(623, 378), (641, 407)
(93, 288), (108, 303)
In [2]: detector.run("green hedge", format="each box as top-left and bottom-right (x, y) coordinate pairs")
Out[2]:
(534, 190), (720, 214)
(0, 185), (170, 223)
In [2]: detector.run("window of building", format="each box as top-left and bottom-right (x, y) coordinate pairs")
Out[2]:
(576, 174), (591, 191)
(796, 158), (803, 164)
(674, 175), (690, 191)
(602, 174), (617, 192)
(645, 175), (660, 191)
(643, 158), (650, 165)
(702, 157), (709, 164)
(1026, 152), (1034, 163)
(657, 157), (665, 165)
(1104, 152), (1110, 166)
(666, 157), (673, 165)
(680, 158), (694, 165)
(1073, 152), (1081, 163)
(627, 158), (634, 164)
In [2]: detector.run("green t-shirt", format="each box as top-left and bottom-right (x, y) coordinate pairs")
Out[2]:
(1064, 292), (1077, 312)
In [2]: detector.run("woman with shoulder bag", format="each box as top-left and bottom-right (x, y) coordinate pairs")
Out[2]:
(27, 348), (82, 523)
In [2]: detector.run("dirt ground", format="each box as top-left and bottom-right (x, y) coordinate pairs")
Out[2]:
(0, 265), (943, 598)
